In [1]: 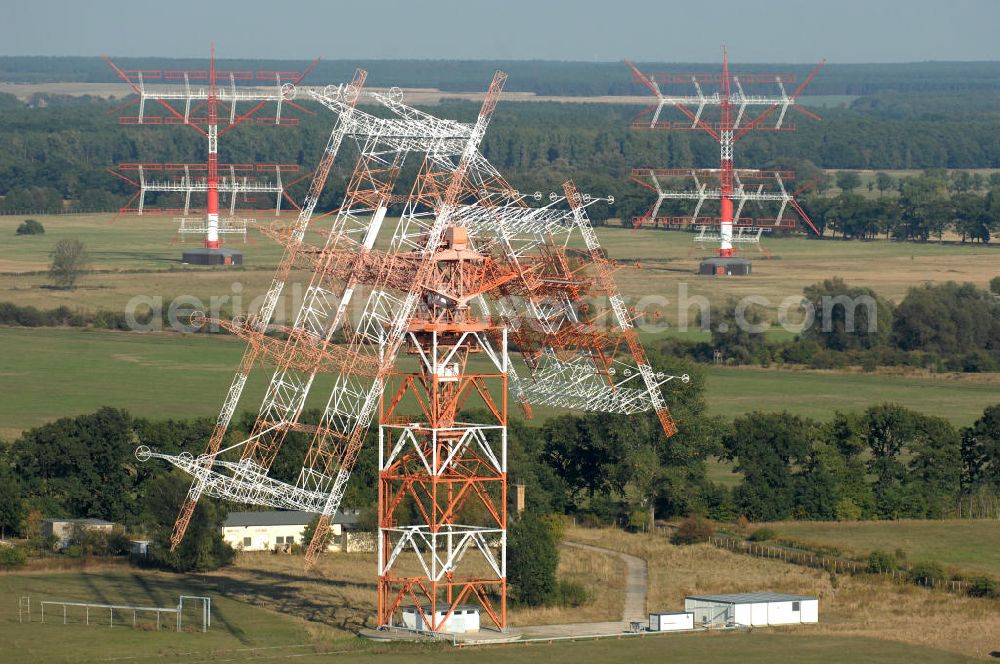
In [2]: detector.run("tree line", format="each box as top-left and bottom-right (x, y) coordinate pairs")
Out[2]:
(4, 57), (1000, 97)
(798, 170), (1000, 242)
(4, 354), (995, 560)
(2, 90), (1000, 234)
(689, 279), (1000, 373)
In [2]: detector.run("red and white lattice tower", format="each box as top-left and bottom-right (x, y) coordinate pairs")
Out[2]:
(105, 47), (316, 264)
(627, 49), (824, 275)
(136, 70), (686, 633)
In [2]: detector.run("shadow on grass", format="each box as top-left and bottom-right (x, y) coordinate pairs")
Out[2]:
(194, 565), (378, 633)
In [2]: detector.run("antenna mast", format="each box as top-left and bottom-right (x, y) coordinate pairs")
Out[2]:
(105, 47), (317, 264)
(627, 49), (824, 275)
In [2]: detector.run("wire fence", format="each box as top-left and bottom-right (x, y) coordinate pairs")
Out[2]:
(0, 207), (120, 217)
(17, 595), (210, 632)
(709, 536), (977, 596)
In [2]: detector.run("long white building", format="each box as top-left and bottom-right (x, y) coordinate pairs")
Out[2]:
(221, 509), (369, 552)
(685, 592), (818, 627)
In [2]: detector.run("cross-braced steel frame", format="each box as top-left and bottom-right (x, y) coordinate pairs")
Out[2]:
(137, 68), (687, 634)
(626, 50), (824, 255)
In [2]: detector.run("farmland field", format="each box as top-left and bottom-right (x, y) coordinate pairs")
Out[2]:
(755, 519), (1000, 578)
(1, 213), (997, 440)
(1, 213), (997, 328)
(1, 326), (997, 441)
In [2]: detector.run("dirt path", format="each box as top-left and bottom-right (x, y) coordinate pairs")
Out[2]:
(519, 540), (648, 638)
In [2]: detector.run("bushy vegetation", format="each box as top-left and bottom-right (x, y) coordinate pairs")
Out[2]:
(14, 218), (43, 235)
(967, 576), (998, 599)
(866, 550), (899, 573)
(670, 515), (715, 545)
(47, 238), (88, 289)
(0, 545), (28, 569)
(747, 527), (777, 542)
(695, 280), (1000, 373)
(142, 472), (234, 572)
(908, 561), (947, 586)
(300, 515), (334, 552)
(508, 513), (558, 606)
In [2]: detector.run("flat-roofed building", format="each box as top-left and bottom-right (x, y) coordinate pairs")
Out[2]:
(221, 509), (368, 552)
(41, 518), (115, 549)
(685, 592), (818, 627)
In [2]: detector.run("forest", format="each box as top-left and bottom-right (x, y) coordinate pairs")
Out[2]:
(1, 82), (999, 245)
(3, 56), (1000, 96)
(1, 365), (996, 543)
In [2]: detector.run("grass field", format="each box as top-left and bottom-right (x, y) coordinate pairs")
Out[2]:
(755, 519), (1000, 578)
(1, 326), (996, 440)
(0, 536), (985, 663)
(1, 214), (996, 329)
(705, 365), (999, 425)
(566, 527), (1000, 661)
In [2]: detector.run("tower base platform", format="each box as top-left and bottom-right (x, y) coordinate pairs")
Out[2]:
(698, 256), (751, 276)
(181, 248), (243, 266)
(359, 626), (522, 645)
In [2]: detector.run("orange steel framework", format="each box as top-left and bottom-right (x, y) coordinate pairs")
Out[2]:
(626, 49), (824, 255)
(136, 68), (687, 634)
(378, 225), (511, 630)
(105, 47), (317, 246)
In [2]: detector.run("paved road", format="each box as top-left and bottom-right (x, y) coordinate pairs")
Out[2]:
(519, 540), (649, 638)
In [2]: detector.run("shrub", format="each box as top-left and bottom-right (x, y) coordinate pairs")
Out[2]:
(301, 516), (334, 551)
(509, 514), (558, 606)
(48, 238), (89, 290)
(967, 576), (998, 599)
(835, 497), (862, 521)
(541, 514), (569, 541)
(670, 516), (714, 545)
(734, 515), (750, 534)
(0, 545), (27, 569)
(551, 580), (590, 607)
(809, 350), (846, 370)
(909, 561), (946, 587)
(15, 219), (44, 235)
(747, 527), (777, 542)
(866, 550), (897, 573)
(991, 275), (1000, 296)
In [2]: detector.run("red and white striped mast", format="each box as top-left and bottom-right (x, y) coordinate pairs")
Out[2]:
(105, 47), (317, 263)
(718, 48), (735, 258)
(206, 44), (221, 251)
(627, 49), (824, 274)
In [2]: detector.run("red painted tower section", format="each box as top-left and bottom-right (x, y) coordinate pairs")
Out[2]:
(206, 45), (221, 250)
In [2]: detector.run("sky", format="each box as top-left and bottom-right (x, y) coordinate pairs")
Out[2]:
(2, 0), (998, 63)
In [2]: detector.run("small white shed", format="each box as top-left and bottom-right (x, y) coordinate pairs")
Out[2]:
(401, 604), (480, 633)
(648, 611), (694, 631)
(685, 592), (818, 627)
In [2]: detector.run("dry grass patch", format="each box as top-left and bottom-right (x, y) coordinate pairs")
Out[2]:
(566, 526), (1000, 660)
(509, 542), (624, 626)
(215, 542), (623, 632)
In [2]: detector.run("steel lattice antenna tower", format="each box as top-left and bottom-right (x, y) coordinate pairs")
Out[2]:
(136, 70), (686, 633)
(105, 47), (317, 264)
(627, 49), (824, 275)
